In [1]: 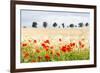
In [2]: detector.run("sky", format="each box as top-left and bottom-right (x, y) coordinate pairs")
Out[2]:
(21, 10), (90, 28)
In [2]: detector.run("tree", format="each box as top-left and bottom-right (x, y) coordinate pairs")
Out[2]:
(32, 22), (37, 28)
(75, 25), (77, 27)
(85, 22), (89, 27)
(43, 22), (48, 28)
(23, 26), (27, 28)
(69, 24), (74, 28)
(62, 23), (65, 28)
(78, 22), (83, 27)
(53, 22), (58, 27)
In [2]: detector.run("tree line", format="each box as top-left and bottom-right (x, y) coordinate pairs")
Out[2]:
(24, 22), (89, 28)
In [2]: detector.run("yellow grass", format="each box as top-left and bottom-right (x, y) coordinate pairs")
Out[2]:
(21, 27), (89, 41)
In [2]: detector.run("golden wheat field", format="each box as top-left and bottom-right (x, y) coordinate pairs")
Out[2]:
(21, 27), (89, 40)
(21, 27), (90, 63)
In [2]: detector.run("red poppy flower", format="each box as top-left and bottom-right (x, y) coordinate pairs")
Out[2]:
(38, 56), (42, 60)
(45, 54), (50, 61)
(31, 60), (36, 62)
(59, 38), (62, 42)
(81, 44), (84, 48)
(70, 42), (75, 47)
(60, 46), (67, 52)
(80, 44), (84, 48)
(67, 45), (70, 48)
(56, 52), (60, 56)
(44, 46), (49, 51)
(44, 40), (50, 44)
(66, 46), (72, 52)
(70, 43), (72, 46)
(50, 46), (54, 49)
(36, 49), (40, 53)
(60, 45), (72, 52)
(72, 43), (75, 46)
(41, 43), (49, 51)
(28, 40), (32, 42)
(79, 41), (84, 48)
(34, 40), (37, 43)
(22, 43), (27, 47)
(41, 43), (46, 47)
(24, 52), (29, 59)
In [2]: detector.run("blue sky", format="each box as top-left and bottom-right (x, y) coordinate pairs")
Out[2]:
(21, 10), (90, 28)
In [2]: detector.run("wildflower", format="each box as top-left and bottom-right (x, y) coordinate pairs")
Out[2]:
(44, 40), (50, 44)
(56, 52), (60, 56)
(41, 43), (49, 51)
(79, 41), (84, 48)
(41, 43), (46, 47)
(66, 46), (72, 52)
(38, 56), (42, 60)
(28, 40), (32, 42)
(45, 54), (50, 61)
(70, 43), (73, 47)
(34, 40), (37, 43)
(22, 43), (27, 47)
(31, 60), (36, 62)
(50, 46), (54, 49)
(60, 46), (67, 52)
(24, 52), (29, 59)
(36, 49), (40, 53)
(59, 38), (62, 42)
(60, 45), (72, 52)
(81, 44), (84, 48)
(70, 42), (75, 47)
(72, 43), (75, 46)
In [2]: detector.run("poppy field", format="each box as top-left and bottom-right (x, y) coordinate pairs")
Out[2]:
(21, 28), (90, 63)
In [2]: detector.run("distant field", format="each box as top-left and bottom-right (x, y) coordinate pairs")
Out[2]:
(21, 27), (89, 41)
